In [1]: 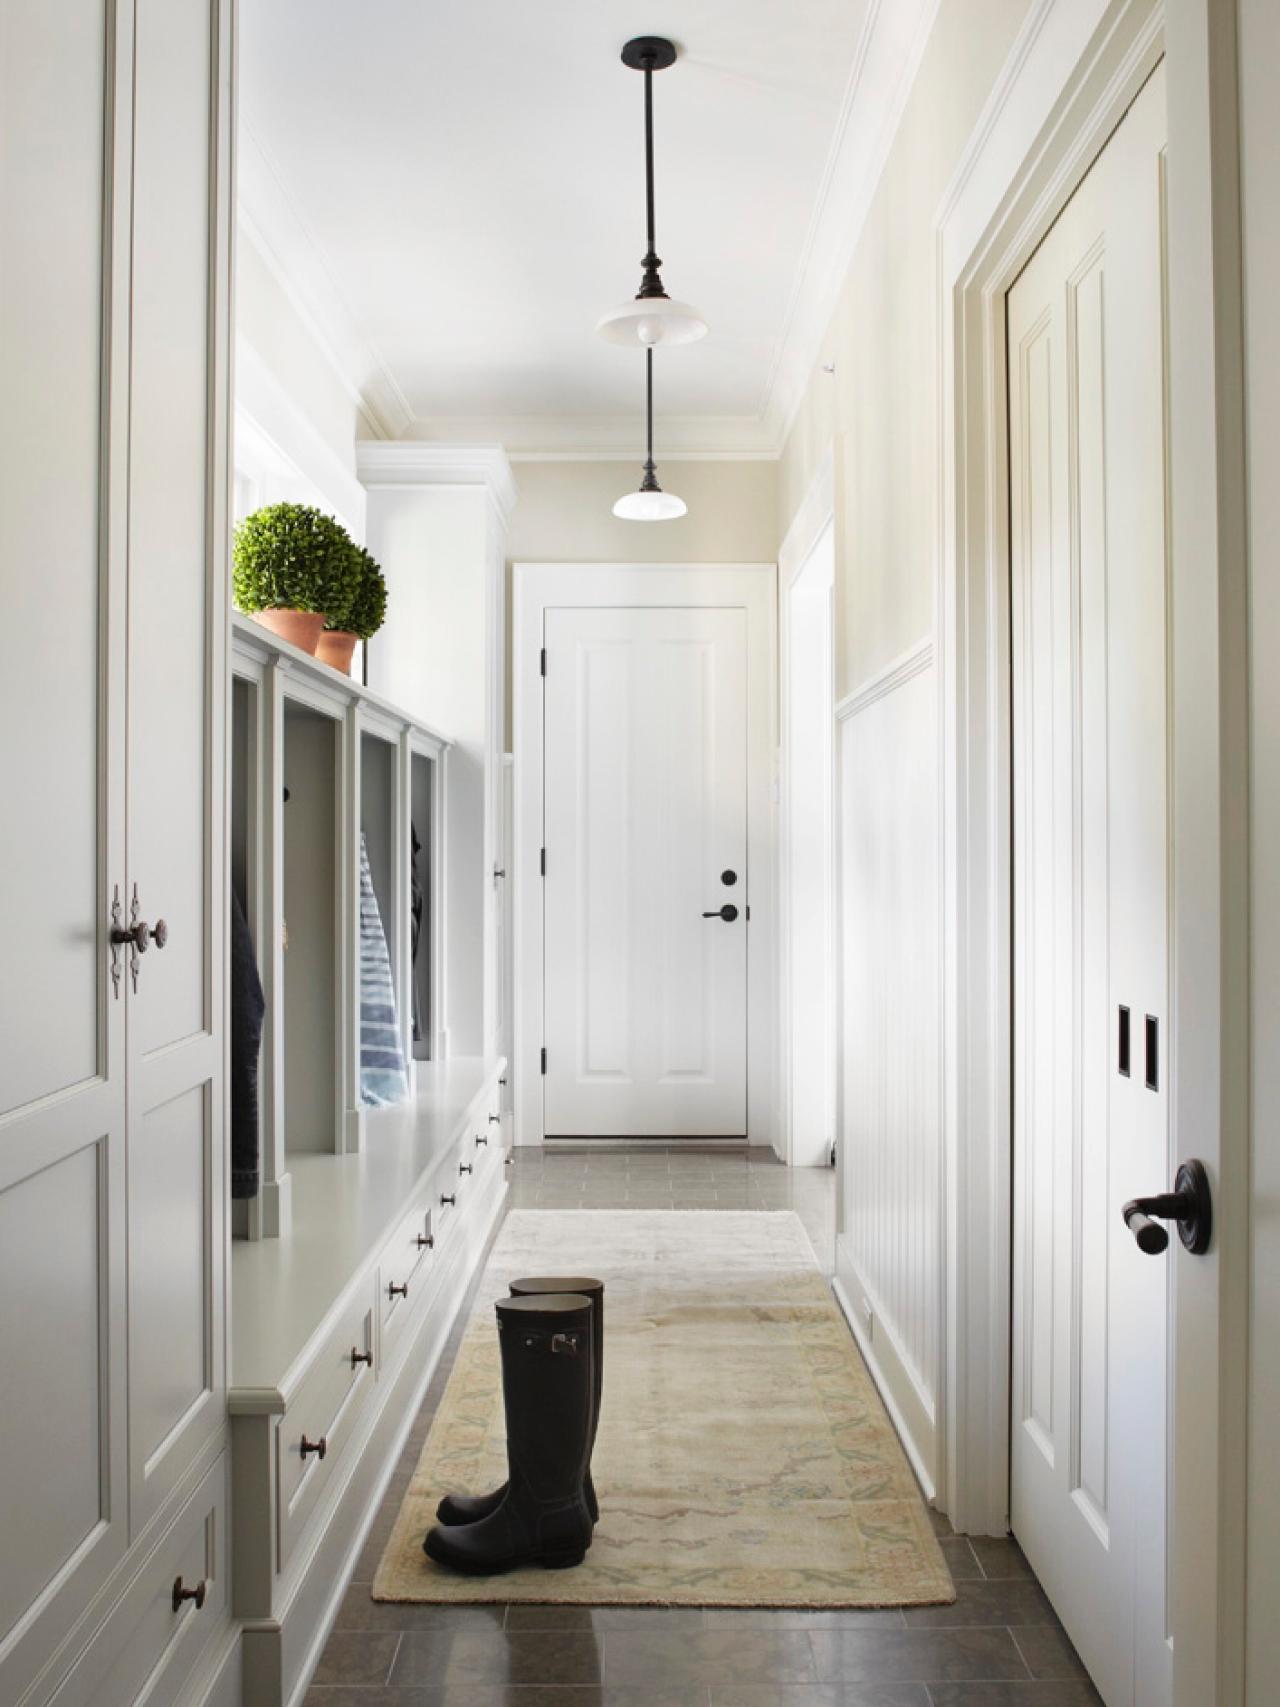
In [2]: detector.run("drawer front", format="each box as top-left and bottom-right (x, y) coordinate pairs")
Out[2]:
(379, 1199), (435, 1361)
(51, 1454), (229, 1707)
(276, 1280), (376, 1568)
(432, 1136), (469, 1242)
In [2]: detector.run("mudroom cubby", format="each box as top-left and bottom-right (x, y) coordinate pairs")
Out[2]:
(229, 614), (454, 1236)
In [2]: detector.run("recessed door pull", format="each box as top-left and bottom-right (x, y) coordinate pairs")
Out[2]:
(701, 904), (739, 922)
(1122, 1159), (1212, 1255)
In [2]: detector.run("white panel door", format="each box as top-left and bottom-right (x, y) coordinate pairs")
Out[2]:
(125, 0), (230, 1530)
(0, 5), (130, 1698)
(543, 607), (747, 1137)
(1009, 67), (1171, 1707)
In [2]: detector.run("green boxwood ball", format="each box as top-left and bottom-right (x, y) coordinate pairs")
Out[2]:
(232, 502), (357, 620)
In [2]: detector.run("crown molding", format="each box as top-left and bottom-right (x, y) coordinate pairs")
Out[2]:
(238, 124), (414, 440)
(356, 441), (519, 525)
(760, 0), (942, 448)
(403, 413), (780, 461)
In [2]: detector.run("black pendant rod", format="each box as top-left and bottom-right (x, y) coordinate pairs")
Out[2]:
(643, 61), (658, 277)
(640, 349), (660, 493)
(622, 36), (677, 302)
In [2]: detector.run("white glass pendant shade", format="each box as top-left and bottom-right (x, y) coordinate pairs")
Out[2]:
(613, 485), (687, 521)
(596, 294), (708, 348)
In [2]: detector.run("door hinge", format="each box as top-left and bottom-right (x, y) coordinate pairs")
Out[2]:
(540, 1047), (547, 1075)
(540, 647), (547, 676)
(540, 847), (546, 876)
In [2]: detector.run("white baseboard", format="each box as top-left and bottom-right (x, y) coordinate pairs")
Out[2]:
(832, 1271), (938, 1505)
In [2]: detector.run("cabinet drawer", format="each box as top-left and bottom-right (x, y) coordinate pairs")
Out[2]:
(379, 1199), (435, 1361)
(51, 1454), (229, 1707)
(276, 1280), (376, 1569)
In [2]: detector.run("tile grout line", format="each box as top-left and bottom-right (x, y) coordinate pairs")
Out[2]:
(381, 1630), (402, 1685)
(1008, 1622), (1038, 1679)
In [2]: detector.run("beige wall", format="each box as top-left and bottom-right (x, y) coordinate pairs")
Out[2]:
(509, 459), (777, 565)
(778, 0), (1033, 697)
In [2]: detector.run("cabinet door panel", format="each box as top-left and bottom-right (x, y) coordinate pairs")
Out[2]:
(126, 0), (231, 1529)
(0, 0), (113, 1117)
(0, 4), (131, 1698)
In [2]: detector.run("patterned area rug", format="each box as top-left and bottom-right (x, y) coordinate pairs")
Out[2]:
(373, 1210), (954, 1607)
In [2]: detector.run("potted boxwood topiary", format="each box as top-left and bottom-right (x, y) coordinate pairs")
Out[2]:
(316, 544), (388, 674)
(232, 501), (357, 655)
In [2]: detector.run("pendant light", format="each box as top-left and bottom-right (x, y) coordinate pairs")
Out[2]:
(613, 349), (687, 520)
(596, 36), (707, 348)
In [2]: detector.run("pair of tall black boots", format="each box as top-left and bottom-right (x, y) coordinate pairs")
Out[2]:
(423, 1276), (604, 1575)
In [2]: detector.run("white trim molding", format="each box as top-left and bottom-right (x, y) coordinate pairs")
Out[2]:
(764, 0), (942, 448)
(834, 637), (933, 724)
(512, 563), (779, 1151)
(238, 124), (414, 441)
(356, 442), (518, 527)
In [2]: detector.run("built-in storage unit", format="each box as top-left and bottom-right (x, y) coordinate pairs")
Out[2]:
(0, 5), (238, 1705)
(230, 616), (454, 1233)
(228, 616), (509, 1706)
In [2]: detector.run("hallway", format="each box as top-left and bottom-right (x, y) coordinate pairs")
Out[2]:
(307, 1149), (1098, 1705)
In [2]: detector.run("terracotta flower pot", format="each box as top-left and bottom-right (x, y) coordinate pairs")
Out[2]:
(316, 629), (359, 675)
(252, 607), (325, 655)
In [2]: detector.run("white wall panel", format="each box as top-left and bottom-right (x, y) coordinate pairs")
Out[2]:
(835, 642), (939, 1488)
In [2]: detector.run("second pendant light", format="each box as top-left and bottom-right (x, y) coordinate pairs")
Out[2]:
(613, 349), (686, 521)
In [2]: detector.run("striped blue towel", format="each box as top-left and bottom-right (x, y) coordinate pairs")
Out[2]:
(359, 832), (409, 1107)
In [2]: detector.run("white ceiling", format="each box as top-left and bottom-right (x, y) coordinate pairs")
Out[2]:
(238, 0), (934, 454)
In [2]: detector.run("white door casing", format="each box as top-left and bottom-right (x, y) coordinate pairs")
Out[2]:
(1008, 64), (1170, 1707)
(543, 606), (748, 1138)
(513, 564), (777, 1149)
(781, 521), (836, 1168)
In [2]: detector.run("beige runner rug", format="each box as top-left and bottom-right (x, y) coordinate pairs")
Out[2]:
(373, 1209), (954, 1607)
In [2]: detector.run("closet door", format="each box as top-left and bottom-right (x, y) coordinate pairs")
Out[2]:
(0, 4), (131, 1698)
(125, 0), (232, 1531)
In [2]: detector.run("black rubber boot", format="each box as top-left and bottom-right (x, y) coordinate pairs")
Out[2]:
(435, 1275), (603, 1527)
(423, 1293), (595, 1575)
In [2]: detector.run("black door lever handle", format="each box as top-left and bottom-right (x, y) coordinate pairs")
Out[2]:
(701, 904), (739, 922)
(1123, 1159), (1212, 1255)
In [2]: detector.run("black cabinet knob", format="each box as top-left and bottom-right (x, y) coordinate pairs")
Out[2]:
(388, 1280), (409, 1299)
(300, 1434), (327, 1460)
(350, 1347), (372, 1366)
(440, 1192), (456, 1207)
(172, 1576), (207, 1613)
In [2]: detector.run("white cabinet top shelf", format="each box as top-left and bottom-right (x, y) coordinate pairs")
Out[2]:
(230, 1054), (504, 1411)
(231, 611), (453, 750)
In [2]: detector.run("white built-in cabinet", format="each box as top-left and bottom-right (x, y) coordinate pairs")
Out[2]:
(0, 2), (236, 1704)
(226, 618), (509, 1706)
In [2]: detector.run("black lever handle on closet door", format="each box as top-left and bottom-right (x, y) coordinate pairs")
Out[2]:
(701, 904), (739, 922)
(1122, 1159), (1212, 1255)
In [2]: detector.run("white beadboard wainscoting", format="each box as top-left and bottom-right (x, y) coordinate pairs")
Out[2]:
(833, 636), (942, 1496)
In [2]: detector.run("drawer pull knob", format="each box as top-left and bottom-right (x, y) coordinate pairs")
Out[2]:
(489, 1113), (501, 1124)
(499, 1076), (507, 1087)
(172, 1576), (207, 1613)
(415, 1232), (434, 1249)
(350, 1347), (372, 1366)
(459, 1162), (473, 1176)
(300, 1435), (327, 1460)
(440, 1192), (456, 1207)
(388, 1280), (409, 1299)
(475, 1135), (489, 1147)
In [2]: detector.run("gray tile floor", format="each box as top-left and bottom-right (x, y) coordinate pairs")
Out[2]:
(307, 1145), (1100, 1707)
